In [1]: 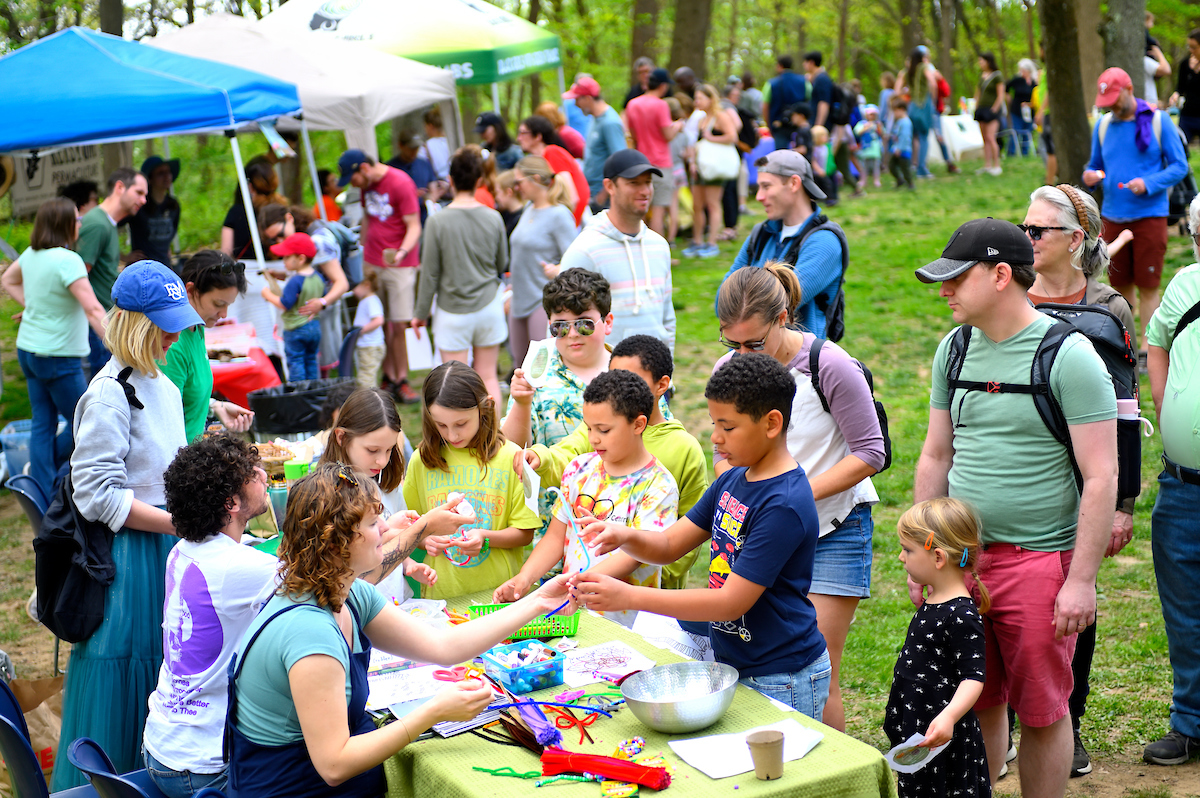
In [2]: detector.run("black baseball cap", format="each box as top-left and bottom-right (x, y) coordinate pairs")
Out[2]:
(648, 68), (672, 90)
(603, 150), (663, 181)
(474, 111), (503, 133)
(915, 217), (1034, 283)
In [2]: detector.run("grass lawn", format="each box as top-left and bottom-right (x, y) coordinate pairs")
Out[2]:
(0, 147), (1196, 792)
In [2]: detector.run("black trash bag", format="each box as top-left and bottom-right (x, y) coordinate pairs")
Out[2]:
(249, 377), (356, 434)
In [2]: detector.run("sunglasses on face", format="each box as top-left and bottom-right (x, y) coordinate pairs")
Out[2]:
(1017, 224), (1070, 242)
(549, 318), (597, 338)
(719, 329), (774, 351)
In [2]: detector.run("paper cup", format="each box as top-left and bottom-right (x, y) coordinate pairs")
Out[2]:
(746, 730), (785, 780)
(1116, 398), (1140, 419)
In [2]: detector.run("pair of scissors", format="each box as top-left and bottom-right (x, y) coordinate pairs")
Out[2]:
(433, 665), (483, 682)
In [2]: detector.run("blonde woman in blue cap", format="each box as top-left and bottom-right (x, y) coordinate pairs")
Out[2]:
(51, 260), (203, 791)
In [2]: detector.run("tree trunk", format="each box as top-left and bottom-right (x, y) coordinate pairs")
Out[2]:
(982, 0), (1009, 76)
(631, 0), (659, 68)
(900, 0), (923, 57)
(954, 0), (984, 61)
(668, 0), (713, 80)
(99, 0), (122, 34)
(938, 0), (955, 93)
(528, 0), (542, 116)
(724, 0), (740, 80)
(186, 0), (195, 24)
(1077, 0), (1105, 103)
(837, 0), (850, 80)
(1104, 0), (1146, 98)
(1022, 0), (1037, 58)
(1042, 0), (1090, 184)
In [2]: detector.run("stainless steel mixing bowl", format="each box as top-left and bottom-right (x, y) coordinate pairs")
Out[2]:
(620, 661), (740, 733)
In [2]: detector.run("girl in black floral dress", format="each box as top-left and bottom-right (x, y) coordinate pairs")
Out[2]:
(885, 498), (991, 797)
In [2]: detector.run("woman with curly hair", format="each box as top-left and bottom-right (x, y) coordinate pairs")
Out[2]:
(227, 463), (571, 797)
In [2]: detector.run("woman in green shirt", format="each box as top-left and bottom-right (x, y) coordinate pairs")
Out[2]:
(162, 250), (255, 442)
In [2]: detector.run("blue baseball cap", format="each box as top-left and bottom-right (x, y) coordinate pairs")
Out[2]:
(337, 149), (369, 187)
(112, 260), (203, 333)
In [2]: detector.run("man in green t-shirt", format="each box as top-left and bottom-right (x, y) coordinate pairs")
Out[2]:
(913, 218), (1117, 797)
(76, 167), (147, 377)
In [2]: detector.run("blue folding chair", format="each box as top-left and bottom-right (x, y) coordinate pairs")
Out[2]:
(193, 790), (227, 798)
(66, 738), (168, 798)
(0, 671), (30, 741)
(336, 326), (362, 381)
(0, 714), (52, 797)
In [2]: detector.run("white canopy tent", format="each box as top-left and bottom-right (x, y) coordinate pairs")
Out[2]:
(146, 13), (462, 162)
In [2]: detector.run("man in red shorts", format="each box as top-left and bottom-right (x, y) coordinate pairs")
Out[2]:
(1082, 67), (1188, 358)
(913, 218), (1118, 798)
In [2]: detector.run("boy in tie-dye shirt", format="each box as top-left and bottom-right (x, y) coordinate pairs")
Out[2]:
(495, 369), (677, 627)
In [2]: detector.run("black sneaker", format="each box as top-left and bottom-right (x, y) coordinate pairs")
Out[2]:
(1143, 730), (1200, 765)
(1071, 728), (1092, 777)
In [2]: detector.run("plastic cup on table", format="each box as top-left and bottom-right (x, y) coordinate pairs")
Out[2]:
(284, 461), (310, 488)
(746, 730), (785, 780)
(268, 486), (288, 529)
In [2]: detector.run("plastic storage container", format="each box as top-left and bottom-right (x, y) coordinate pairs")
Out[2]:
(468, 603), (580, 639)
(482, 641), (564, 695)
(248, 377), (355, 434)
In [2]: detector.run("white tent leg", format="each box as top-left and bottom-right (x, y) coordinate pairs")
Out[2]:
(299, 117), (326, 222)
(492, 82), (501, 114)
(229, 133), (266, 265)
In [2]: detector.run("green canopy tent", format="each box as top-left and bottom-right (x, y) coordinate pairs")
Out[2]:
(259, 0), (564, 117)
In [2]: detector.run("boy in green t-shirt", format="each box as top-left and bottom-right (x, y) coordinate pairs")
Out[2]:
(262, 233), (327, 381)
(516, 334), (708, 588)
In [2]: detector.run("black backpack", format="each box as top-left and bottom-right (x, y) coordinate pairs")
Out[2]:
(32, 367), (141, 643)
(829, 83), (855, 127)
(745, 213), (850, 342)
(809, 338), (892, 472)
(946, 304), (1140, 503)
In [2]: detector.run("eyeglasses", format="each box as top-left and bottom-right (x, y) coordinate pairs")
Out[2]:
(549, 318), (597, 338)
(1017, 224), (1070, 242)
(211, 257), (245, 276)
(718, 326), (775, 351)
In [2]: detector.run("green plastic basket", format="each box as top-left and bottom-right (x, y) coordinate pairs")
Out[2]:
(467, 603), (580, 639)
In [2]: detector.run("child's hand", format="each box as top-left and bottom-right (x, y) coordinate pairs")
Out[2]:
(424, 535), (455, 558)
(512, 447), (541, 474)
(494, 574), (533, 604)
(569, 572), (630, 612)
(403, 558), (437, 586)
(577, 518), (628, 556)
(920, 712), (955, 748)
(260, 285), (274, 301)
(430, 528), (484, 558)
(541, 261), (561, 279)
(509, 369), (535, 405)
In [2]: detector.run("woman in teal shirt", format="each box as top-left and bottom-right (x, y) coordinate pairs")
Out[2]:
(1, 197), (107, 498)
(162, 250), (255, 442)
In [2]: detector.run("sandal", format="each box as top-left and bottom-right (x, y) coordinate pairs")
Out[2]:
(717, 228), (737, 242)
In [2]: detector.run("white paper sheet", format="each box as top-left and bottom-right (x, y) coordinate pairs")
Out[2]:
(365, 663), (442, 711)
(885, 733), (950, 773)
(668, 719), (823, 779)
(631, 612), (716, 662)
(561, 641), (657, 688)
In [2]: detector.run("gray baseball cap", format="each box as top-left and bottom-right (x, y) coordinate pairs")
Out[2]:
(755, 150), (827, 200)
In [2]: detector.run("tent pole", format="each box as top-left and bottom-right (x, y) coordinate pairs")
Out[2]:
(558, 65), (567, 118)
(299, 116), (326, 222)
(492, 82), (501, 114)
(228, 132), (266, 265)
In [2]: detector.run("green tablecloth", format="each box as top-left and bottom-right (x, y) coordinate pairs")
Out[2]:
(382, 589), (897, 798)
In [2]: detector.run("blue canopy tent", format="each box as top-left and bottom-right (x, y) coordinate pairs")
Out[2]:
(0, 26), (306, 264)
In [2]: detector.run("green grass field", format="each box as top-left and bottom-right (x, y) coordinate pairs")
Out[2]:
(0, 147), (1193, 782)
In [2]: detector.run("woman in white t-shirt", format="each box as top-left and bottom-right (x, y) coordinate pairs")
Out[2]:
(1, 198), (108, 499)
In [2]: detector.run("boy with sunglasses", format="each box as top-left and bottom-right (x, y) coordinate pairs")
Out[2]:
(495, 369), (677, 629)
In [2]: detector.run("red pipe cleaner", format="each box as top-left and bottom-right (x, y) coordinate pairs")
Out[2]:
(540, 748), (671, 790)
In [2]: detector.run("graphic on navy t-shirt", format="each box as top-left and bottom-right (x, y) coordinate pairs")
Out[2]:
(708, 489), (752, 642)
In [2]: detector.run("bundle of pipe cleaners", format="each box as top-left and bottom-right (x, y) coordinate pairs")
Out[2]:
(540, 748), (671, 790)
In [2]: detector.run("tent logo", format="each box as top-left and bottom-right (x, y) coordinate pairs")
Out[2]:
(310, 0), (363, 31)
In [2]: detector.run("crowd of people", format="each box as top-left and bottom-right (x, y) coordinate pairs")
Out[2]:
(2, 36), (1200, 798)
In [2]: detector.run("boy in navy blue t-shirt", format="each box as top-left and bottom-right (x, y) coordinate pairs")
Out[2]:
(571, 354), (830, 719)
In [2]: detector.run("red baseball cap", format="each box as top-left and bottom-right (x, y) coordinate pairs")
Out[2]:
(563, 76), (601, 100)
(1095, 67), (1132, 108)
(270, 232), (316, 260)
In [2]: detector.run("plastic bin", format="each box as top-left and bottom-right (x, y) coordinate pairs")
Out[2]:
(482, 641), (564, 695)
(248, 378), (355, 434)
(468, 603), (580, 639)
(1, 417), (68, 478)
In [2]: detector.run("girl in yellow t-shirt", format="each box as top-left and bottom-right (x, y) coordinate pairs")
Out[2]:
(403, 361), (541, 599)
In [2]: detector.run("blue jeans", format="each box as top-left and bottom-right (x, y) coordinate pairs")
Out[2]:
(144, 748), (226, 798)
(1007, 113), (1034, 156)
(1151, 462), (1200, 739)
(17, 349), (85, 499)
(283, 319), (321, 381)
(739, 649), (832, 721)
(87, 326), (111, 381)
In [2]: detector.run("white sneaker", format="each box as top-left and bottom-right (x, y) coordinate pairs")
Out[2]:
(989, 166), (1004, 176)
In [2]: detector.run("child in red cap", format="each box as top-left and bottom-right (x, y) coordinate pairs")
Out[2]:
(262, 232), (328, 380)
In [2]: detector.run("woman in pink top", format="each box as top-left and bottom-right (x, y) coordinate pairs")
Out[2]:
(517, 115), (590, 226)
(536, 102), (586, 160)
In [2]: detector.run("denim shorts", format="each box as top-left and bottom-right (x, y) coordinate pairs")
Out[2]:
(144, 748), (226, 798)
(739, 649), (832, 721)
(810, 503), (874, 598)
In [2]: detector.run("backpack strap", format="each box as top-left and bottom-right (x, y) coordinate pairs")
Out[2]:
(746, 221), (769, 265)
(809, 338), (830, 413)
(1174, 298), (1200, 342)
(115, 367), (144, 410)
(1098, 113), (1111, 146)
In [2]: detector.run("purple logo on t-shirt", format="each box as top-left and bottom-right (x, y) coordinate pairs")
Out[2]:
(164, 556), (224, 677)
